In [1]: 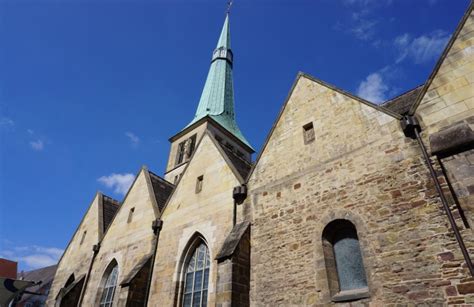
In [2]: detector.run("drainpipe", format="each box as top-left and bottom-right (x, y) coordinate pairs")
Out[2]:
(232, 185), (248, 226)
(401, 115), (474, 277)
(77, 243), (100, 307)
(144, 219), (163, 307)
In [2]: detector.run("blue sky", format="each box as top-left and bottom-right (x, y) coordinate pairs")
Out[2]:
(0, 0), (470, 271)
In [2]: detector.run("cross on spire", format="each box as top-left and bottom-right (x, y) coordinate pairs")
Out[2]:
(226, 0), (233, 14)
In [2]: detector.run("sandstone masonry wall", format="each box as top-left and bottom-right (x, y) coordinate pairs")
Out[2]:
(247, 76), (474, 306)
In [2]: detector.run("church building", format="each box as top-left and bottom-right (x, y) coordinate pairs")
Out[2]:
(47, 2), (474, 306)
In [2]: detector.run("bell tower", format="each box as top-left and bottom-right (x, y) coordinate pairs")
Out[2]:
(164, 13), (254, 184)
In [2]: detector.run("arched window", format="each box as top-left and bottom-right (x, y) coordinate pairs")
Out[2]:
(182, 241), (210, 307)
(322, 219), (369, 301)
(99, 262), (119, 307)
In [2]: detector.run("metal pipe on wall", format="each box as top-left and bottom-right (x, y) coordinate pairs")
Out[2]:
(77, 243), (100, 307)
(144, 219), (163, 307)
(402, 116), (474, 277)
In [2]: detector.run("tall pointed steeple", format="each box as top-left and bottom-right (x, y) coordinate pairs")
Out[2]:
(186, 13), (253, 150)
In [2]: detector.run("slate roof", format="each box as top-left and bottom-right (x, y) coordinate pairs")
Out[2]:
(148, 171), (174, 212)
(120, 254), (151, 286)
(215, 140), (253, 181)
(216, 221), (250, 261)
(102, 195), (120, 233)
(381, 85), (424, 115)
(17, 264), (57, 303)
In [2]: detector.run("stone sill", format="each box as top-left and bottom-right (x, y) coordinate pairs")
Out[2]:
(332, 287), (370, 302)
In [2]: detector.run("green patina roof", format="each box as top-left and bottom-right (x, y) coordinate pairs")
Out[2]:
(185, 14), (253, 150)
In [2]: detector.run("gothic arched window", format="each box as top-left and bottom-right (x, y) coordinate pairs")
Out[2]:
(322, 219), (369, 302)
(182, 241), (210, 307)
(99, 261), (119, 307)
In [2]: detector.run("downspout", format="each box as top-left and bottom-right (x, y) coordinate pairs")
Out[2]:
(401, 115), (474, 277)
(77, 243), (100, 307)
(144, 219), (163, 307)
(232, 184), (247, 226)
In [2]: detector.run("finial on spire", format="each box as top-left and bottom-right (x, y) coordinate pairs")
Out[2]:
(226, 0), (233, 15)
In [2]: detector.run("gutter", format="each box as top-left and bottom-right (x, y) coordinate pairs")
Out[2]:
(77, 243), (100, 306)
(144, 219), (163, 306)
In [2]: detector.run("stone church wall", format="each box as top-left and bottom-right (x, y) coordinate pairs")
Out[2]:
(46, 194), (103, 306)
(80, 169), (158, 306)
(149, 134), (242, 306)
(247, 76), (474, 306)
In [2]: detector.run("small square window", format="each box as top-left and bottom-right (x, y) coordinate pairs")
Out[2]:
(79, 231), (87, 245)
(303, 122), (315, 144)
(196, 175), (204, 193)
(127, 207), (135, 223)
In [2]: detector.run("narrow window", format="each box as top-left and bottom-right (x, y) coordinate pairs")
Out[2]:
(182, 241), (210, 307)
(303, 122), (315, 144)
(176, 141), (186, 165)
(127, 207), (135, 223)
(322, 219), (368, 302)
(99, 262), (119, 307)
(196, 175), (204, 194)
(185, 134), (197, 159)
(79, 231), (87, 245)
(174, 175), (180, 184)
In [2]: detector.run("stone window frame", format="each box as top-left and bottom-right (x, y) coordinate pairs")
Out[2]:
(315, 211), (373, 304)
(322, 219), (369, 302)
(196, 175), (204, 194)
(79, 231), (87, 245)
(303, 122), (315, 144)
(127, 207), (135, 223)
(176, 233), (212, 307)
(95, 259), (120, 307)
(176, 134), (197, 167)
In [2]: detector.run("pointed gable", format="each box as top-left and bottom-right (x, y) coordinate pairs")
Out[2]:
(48, 193), (117, 305)
(80, 167), (170, 306)
(161, 132), (242, 217)
(412, 3), (474, 133)
(249, 74), (400, 188)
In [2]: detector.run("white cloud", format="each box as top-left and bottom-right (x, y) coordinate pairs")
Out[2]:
(98, 173), (135, 195)
(0, 244), (64, 270)
(30, 139), (44, 151)
(125, 131), (140, 147)
(394, 30), (450, 64)
(0, 117), (14, 126)
(356, 72), (389, 103)
(350, 19), (378, 41)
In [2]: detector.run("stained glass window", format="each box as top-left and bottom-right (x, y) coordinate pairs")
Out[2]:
(99, 263), (118, 307)
(182, 242), (210, 307)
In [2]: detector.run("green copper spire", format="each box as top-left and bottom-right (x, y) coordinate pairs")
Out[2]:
(186, 14), (253, 150)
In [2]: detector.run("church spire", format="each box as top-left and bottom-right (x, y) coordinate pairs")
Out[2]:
(185, 13), (253, 150)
